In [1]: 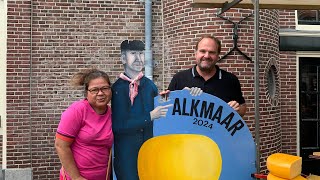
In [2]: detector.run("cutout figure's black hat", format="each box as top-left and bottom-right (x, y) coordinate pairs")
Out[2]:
(121, 40), (145, 51)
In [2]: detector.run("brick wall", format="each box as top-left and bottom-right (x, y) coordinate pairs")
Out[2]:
(279, 10), (296, 29)
(279, 52), (298, 155)
(279, 10), (298, 155)
(162, 1), (283, 172)
(6, 0), (298, 179)
(7, 0), (32, 169)
(7, 1), (164, 179)
(257, 10), (282, 171)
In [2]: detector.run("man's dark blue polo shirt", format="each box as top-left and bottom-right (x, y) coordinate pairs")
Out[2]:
(168, 65), (245, 105)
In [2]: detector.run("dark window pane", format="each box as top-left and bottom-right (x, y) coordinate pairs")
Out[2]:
(267, 66), (275, 98)
(298, 10), (320, 25)
(301, 121), (318, 147)
(300, 64), (319, 119)
(301, 93), (318, 119)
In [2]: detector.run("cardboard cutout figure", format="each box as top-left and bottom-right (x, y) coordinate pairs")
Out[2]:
(111, 40), (171, 180)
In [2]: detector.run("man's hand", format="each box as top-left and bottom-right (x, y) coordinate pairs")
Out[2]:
(228, 100), (240, 111)
(159, 90), (170, 96)
(183, 87), (203, 96)
(228, 101), (247, 117)
(150, 104), (173, 121)
(159, 90), (170, 101)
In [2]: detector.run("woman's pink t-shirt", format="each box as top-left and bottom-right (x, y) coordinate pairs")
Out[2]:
(57, 99), (113, 180)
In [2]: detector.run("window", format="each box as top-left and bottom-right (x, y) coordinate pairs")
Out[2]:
(267, 66), (276, 99)
(297, 10), (320, 25)
(265, 58), (279, 107)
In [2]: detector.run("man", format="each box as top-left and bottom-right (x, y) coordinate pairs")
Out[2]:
(111, 40), (171, 180)
(167, 35), (247, 117)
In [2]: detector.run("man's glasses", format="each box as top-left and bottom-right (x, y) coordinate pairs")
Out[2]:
(87, 86), (111, 95)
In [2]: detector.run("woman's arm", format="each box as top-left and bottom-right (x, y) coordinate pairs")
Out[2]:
(55, 137), (87, 180)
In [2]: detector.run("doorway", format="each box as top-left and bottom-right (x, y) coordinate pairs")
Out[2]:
(299, 57), (320, 175)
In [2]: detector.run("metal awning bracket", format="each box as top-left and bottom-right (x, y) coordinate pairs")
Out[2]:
(217, 0), (243, 15)
(217, 13), (253, 61)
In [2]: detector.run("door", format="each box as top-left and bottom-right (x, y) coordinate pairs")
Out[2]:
(300, 57), (320, 175)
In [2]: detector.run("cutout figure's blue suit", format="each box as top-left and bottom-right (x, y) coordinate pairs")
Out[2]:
(112, 76), (158, 180)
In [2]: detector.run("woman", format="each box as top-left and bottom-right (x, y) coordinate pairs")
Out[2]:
(55, 68), (113, 180)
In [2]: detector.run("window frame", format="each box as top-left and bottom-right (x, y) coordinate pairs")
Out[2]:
(296, 10), (320, 31)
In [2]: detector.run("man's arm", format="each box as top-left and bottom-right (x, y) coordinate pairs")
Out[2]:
(238, 103), (247, 117)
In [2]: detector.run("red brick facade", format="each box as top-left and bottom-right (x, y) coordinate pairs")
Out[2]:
(5, 1), (301, 179)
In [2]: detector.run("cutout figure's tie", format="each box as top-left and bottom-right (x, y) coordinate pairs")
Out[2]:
(119, 72), (144, 105)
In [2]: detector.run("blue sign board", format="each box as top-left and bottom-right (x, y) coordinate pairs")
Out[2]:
(153, 90), (256, 180)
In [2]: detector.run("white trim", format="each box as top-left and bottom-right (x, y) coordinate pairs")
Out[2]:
(0, 0), (7, 169)
(296, 52), (320, 57)
(279, 31), (320, 37)
(295, 10), (320, 31)
(296, 55), (300, 156)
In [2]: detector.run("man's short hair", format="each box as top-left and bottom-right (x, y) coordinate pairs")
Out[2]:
(121, 40), (145, 52)
(195, 35), (221, 54)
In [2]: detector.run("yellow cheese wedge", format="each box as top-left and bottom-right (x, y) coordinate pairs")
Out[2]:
(267, 174), (306, 180)
(267, 153), (302, 179)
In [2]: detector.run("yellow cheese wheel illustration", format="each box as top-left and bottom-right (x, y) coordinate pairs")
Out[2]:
(267, 153), (302, 179)
(138, 134), (222, 180)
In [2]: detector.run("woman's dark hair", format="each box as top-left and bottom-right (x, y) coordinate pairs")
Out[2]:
(70, 68), (111, 94)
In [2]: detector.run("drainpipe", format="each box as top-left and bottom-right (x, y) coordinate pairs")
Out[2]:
(144, 0), (153, 80)
(30, 0), (34, 169)
(254, 0), (260, 174)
